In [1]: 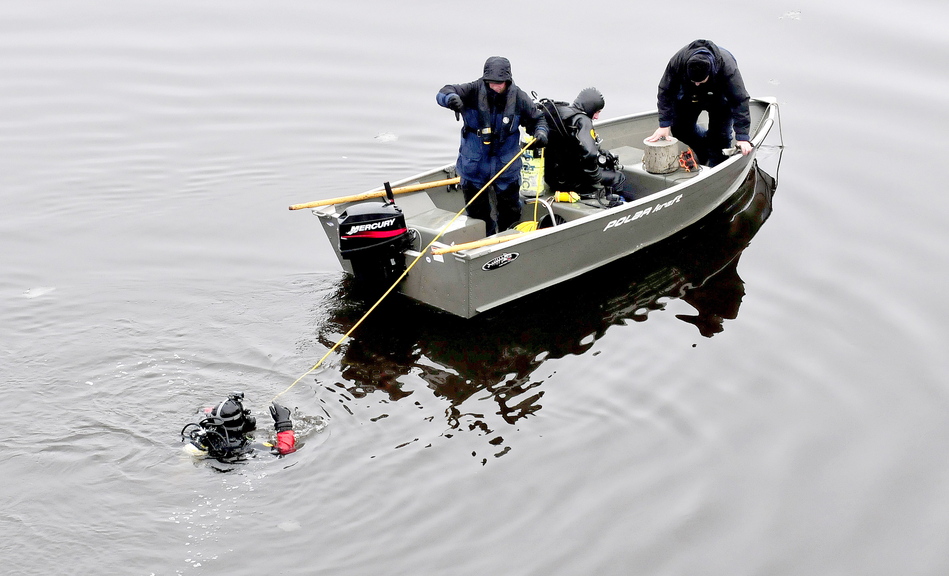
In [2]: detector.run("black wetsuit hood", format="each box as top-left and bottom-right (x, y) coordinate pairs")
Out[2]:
(572, 87), (605, 118)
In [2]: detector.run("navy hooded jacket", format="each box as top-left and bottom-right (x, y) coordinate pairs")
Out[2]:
(437, 56), (548, 188)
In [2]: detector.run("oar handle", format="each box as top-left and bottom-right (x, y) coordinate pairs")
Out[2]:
(431, 232), (525, 255)
(289, 177), (461, 210)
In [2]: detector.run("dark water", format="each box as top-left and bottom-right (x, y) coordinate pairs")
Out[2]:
(3, 2), (949, 575)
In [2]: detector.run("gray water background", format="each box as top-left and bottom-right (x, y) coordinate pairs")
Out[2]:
(3, 1), (949, 574)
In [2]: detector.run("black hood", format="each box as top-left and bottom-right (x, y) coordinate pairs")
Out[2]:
(210, 394), (256, 437)
(572, 87), (605, 118)
(481, 56), (513, 83)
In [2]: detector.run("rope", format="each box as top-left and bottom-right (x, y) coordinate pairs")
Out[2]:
(271, 137), (537, 403)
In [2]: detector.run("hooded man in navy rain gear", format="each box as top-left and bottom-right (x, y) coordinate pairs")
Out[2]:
(646, 39), (753, 166)
(437, 56), (549, 235)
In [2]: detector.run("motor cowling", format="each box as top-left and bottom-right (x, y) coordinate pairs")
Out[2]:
(338, 201), (411, 288)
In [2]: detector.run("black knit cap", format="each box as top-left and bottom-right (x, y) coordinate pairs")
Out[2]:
(687, 54), (712, 82)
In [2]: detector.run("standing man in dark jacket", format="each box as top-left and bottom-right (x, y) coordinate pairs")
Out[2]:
(542, 87), (634, 204)
(646, 39), (752, 166)
(437, 56), (549, 235)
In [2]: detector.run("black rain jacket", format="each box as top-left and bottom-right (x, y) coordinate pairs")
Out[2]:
(656, 39), (751, 142)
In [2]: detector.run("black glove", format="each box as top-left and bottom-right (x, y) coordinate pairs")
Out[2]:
(270, 402), (293, 433)
(529, 131), (548, 149)
(446, 94), (463, 112)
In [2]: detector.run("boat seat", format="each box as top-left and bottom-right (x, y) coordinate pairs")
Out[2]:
(394, 191), (485, 246)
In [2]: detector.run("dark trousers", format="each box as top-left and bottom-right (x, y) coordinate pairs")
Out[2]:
(671, 100), (734, 166)
(601, 169), (636, 201)
(462, 181), (522, 236)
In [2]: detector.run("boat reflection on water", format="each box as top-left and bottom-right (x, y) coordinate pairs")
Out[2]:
(313, 158), (778, 458)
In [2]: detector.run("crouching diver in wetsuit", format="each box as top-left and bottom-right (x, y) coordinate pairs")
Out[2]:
(181, 392), (296, 461)
(540, 88), (635, 207)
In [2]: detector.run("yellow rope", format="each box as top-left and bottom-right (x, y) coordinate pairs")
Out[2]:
(272, 138), (537, 403)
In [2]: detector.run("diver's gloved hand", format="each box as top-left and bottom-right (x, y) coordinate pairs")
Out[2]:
(270, 402), (293, 432)
(446, 94), (463, 112)
(529, 131), (547, 149)
(270, 402), (297, 455)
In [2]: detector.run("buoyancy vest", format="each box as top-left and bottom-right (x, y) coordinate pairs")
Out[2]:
(455, 82), (525, 187)
(538, 99), (599, 190)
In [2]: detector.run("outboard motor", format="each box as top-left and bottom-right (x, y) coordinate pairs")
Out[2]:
(338, 185), (412, 289)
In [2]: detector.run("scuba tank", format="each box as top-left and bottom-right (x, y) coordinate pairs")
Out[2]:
(181, 392), (257, 460)
(520, 128), (545, 196)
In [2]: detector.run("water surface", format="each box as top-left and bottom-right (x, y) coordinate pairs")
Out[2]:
(3, 1), (949, 575)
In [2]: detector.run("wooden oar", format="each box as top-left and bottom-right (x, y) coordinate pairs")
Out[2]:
(289, 177), (461, 210)
(431, 232), (530, 255)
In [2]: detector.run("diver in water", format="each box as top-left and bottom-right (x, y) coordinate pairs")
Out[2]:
(181, 392), (296, 461)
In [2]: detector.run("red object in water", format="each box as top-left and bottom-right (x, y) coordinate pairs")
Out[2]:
(276, 430), (296, 455)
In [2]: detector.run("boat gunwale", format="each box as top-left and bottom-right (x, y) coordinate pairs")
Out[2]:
(419, 100), (779, 259)
(314, 99), (778, 262)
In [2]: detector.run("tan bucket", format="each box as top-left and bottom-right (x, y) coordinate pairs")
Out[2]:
(642, 137), (679, 174)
